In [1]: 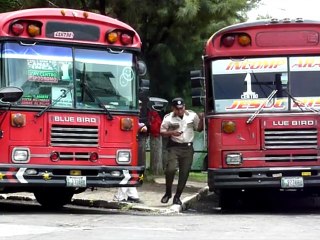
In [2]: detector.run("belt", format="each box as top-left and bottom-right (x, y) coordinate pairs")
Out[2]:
(168, 139), (193, 147)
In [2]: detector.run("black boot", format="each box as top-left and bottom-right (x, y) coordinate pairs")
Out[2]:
(161, 193), (172, 203)
(173, 196), (182, 205)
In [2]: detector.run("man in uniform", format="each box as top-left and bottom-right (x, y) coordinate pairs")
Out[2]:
(160, 97), (203, 205)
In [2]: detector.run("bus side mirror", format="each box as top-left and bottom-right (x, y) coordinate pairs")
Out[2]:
(139, 78), (150, 99)
(190, 70), (205, 106)
(148, 97), (168, 111)
(0, 87), (23, 103)
(137, 60), (147, 76)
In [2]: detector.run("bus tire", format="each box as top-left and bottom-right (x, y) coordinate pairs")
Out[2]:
(34, 188), (74, 209)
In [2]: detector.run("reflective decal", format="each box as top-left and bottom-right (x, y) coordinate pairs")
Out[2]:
(119, 170), (131, 185)
(42, 172), (52, 181)
(16, 168), (27, 183)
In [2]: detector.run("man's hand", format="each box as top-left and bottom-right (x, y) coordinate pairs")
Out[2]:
(171, 130), (183, 136)
(139, 123), (148, 133)
(197, 112), (204, 132)
(197, 112), (204, 119)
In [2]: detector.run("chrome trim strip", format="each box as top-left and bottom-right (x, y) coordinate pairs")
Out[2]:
(244, 156), (320, 161)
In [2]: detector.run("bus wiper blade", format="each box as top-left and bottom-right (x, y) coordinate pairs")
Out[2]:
(81, 81), (113, 120)
(290, 95), (319, 113)
(35, 87), (72, 118)
(80, 64), (113, 120)
(246, 90), (278, 124)
(281, 88), (319, 113)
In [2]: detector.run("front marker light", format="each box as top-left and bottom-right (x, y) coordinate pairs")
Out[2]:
(106, 31), (118, 44)
(238, 34), (251, 46)
(27, 24), (41, 37)
(12, 148), (30, 163)
(226, 153), (242, 165)
(120, 117), (133, 131)
(116, 150), (131, 164)
(222, 120), (236, 134)
(11, 113), (26, 127)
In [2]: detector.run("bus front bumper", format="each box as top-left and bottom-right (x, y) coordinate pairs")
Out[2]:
(208, 167), (320, 192)
(0, 164), (144, 189)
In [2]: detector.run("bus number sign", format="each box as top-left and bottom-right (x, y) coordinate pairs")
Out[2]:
(53, 31), (74, 39)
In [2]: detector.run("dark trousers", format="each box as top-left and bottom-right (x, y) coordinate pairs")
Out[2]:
(138, 136), (147, 166)
(164, 145), (194, 198)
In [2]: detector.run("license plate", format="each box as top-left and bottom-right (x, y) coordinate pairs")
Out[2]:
(281, 177), (304, 188)
(66, 176), (87, 187)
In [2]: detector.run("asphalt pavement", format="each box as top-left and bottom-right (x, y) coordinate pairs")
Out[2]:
(1, 177), (209, 214)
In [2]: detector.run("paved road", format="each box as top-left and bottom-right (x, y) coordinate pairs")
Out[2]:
(1, 178), (208, 213)
(2, 197), (320, 240)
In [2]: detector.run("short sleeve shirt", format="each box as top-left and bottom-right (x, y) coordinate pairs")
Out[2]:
(160, 110), (200, 143)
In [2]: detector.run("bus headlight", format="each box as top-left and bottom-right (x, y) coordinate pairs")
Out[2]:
(226, 153), (242, 165)
(12, 148), (30, 163)
(116, 150), (131, 164)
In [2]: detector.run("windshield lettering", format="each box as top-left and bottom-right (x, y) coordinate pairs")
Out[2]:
(226, 98), (285, 111)
(291, 58), (320, 69)
(241, 73), (259, 99)
(225, 59), (286, 71)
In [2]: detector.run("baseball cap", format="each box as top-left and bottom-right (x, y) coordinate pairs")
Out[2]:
(171, 97), (185, 109)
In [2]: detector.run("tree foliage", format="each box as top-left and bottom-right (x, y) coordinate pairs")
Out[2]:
(0, 0), (261, 103)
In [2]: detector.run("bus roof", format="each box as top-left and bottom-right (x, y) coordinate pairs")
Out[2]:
(0, 8), (141, 49)
(205, 18), (320, 58)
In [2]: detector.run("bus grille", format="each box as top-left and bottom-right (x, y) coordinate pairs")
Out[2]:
(264, 128), (318, 149)
(51, 125), (98, 147)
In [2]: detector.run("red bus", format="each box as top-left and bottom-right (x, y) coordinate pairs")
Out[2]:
(192, 18), (320, 209)
(0, 8), (147, 208)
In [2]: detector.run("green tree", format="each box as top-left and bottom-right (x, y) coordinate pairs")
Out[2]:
(101, 0), (260, 103)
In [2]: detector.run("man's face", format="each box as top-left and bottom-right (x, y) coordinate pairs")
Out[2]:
(173, 106), (185, 117)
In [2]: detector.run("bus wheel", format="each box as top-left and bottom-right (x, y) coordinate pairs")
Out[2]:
(34, 188), (74, 209)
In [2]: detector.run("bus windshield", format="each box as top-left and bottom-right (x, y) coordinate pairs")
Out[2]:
(3, 42), (137, 110)
(211, 57), (320, 113)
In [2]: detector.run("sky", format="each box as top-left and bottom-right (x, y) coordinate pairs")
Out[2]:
(247, 0), (320, 21)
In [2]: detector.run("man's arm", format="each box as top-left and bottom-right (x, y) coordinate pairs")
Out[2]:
(196, 112), (204, 132)
(160, 116), (183, 137)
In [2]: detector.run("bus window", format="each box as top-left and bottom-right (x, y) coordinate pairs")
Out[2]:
(74, 48), (136, 110)
(290, 71), (320, 96)
(3, 42), (73, 107)
(290, 56), (320, 97)
(212, 58), (288, 113)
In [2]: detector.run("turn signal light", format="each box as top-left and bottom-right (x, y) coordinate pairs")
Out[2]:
(11, 113), (26, 127)
(120, 117), (133, 131)
(222, 121), (236, 134)
(238, 34), (251, 46)
(106, 31), (118, 43)
(27, 24), (41, 37)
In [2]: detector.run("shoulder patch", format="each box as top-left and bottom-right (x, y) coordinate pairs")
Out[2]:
(163, 112), (172, 118)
